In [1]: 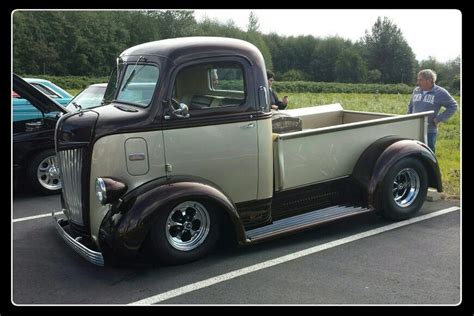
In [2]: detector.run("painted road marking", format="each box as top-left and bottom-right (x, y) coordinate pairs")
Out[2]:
(13, 211), (63, 223)
(129, 206), (460, 305)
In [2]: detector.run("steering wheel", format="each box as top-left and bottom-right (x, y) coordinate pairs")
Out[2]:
(170, 98), (181, 111)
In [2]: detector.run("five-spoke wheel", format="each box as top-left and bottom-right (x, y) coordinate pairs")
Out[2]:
(166, 201), (211, 251)
(392, 168), (420, 208)
(376, 157), (428, 220)
(146, 200), (221, 265)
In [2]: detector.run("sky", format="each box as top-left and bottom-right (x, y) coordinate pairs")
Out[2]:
(193, 9), (462, 63)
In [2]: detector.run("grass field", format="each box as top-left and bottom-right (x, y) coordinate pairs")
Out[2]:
(68, 89), (82, 96)
(284, 92), (461, 199)
(67, 89), (460, 199)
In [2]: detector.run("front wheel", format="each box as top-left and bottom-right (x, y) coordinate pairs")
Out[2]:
(376, 157), (428, 221)
(146, 200), (221, 265)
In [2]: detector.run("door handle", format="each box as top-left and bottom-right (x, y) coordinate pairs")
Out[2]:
(241, 123), (255, 129)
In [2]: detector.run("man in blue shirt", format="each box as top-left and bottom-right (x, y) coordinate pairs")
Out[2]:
(407, 69), (458, 153)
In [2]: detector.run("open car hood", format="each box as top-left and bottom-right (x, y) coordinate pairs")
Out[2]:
(13, 73), (69, 114)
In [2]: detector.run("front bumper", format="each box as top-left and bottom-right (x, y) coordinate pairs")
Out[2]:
(52, 211), (104, 266)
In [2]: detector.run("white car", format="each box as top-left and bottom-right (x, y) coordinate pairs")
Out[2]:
(66, 83), (107, 112)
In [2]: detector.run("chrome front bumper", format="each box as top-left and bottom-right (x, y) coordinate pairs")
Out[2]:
(52, 211), (104, 266)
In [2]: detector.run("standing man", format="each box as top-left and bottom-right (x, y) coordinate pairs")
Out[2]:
(267, 70), (289, 110)
(407, 69), (458, 153)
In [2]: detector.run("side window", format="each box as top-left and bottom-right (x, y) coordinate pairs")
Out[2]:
(173, 61), (247, 115)
(209, 68), (245, 92)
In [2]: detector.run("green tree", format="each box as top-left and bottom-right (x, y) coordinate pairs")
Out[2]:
(262, 33), (289, 75)
(309, 36), (348, 82)
(243, 32), (273, 72)
(367, 69), (382, 83)
(13, 11), (61, 75)
(334, 49), (368, 83)
(360, 16), (416, 84)
(264, 34), (319, 80)
(145, 10), (197, 39)
(247, 11), (260, 33)
(420, 56), (460, 94)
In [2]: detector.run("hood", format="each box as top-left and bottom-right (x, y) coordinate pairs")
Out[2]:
(13, 73), (69, 114)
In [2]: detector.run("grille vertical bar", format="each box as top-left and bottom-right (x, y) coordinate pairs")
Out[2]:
(57, 148), (84, 225)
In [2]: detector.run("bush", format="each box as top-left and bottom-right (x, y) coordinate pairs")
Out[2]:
(280, 69), (309, 81)
(273, 81), (413, 94)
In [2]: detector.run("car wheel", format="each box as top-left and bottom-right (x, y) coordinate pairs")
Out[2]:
(376, 157), (428, 221)
(146, 200), (221, 265)
(28, 149), (62, 195)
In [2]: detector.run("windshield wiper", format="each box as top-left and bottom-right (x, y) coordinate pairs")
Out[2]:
(121, 56), (146, 92)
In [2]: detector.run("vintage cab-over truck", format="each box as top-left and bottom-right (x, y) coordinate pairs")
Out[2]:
(52, 37), (441, 266)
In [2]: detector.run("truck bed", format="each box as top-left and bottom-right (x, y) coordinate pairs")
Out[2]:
(272, 104), (431, 191)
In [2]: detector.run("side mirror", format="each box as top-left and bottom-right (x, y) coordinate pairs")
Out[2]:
(174, 102), (189, 118)
(166, 98), (190, 119)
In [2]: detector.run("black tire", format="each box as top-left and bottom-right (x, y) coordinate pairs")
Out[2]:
(376, 157), (428, 221)
(27, 149), (62, 195)
(146, 200), (221, 265)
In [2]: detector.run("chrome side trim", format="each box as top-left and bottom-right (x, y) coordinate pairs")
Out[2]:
(53, 213), (104, 266)
(128, 153), (146, 161)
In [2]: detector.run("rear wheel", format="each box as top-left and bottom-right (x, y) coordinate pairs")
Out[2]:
(146, 200), (221, 265)
(376, 157), (428, 221)
(28, 149), (62, 195)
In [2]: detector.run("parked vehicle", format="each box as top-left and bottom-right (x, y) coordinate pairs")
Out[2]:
(12, 78), (73, 122)
(13, 79), (108, 195)
(13, 74), (70, 195)
(65, 83), (107, 112)
(52, 37), (441, 267)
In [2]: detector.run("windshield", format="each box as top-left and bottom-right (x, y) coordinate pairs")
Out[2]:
(114, 63), (159, 108)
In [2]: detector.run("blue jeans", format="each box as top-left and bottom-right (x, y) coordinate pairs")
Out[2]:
(427, 132), (438, 153)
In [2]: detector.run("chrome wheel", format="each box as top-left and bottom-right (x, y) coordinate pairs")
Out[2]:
(165, 201), (210, 251)
(392, 168), (420, 207)
(36, 155), (61, 191)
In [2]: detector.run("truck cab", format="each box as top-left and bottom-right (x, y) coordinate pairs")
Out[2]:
(53, 37), (441, 266)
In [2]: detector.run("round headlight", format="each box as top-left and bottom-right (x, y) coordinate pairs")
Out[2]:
(95, 178), (107, 205)
(94, 177), (128, 205)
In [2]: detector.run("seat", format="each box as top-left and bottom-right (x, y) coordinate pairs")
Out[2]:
(189, 95), (213, 110)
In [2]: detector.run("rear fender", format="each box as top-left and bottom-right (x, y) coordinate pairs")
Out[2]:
(353, 137), (442, 208)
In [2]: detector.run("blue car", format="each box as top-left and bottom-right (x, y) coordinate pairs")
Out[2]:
(12, 78), (73, 122)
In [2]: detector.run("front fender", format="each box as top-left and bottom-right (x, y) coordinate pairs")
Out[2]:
(98, 176), (245, 259)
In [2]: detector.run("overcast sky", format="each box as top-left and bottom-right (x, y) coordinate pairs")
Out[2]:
(193, 9), (461, 63)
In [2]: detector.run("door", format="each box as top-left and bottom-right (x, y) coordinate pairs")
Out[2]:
(162, 60), (258, 203)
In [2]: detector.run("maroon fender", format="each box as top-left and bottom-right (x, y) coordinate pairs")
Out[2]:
(98, 176), (246, 259)
(353, 137), (442, 209)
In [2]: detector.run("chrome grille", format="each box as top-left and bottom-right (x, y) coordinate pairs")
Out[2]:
(57, 148), (84, 225)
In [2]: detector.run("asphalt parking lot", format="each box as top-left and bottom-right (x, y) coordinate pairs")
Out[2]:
(12, 189), (461, 305)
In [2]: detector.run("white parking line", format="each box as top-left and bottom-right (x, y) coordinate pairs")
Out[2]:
(129, 206), (460, 305)
(13, 211), (63, 223)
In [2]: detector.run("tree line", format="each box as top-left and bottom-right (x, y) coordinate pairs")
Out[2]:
(12, 10), (460, 94)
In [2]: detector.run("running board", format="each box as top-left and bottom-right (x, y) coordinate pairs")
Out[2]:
(246, 205), (372, 242)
